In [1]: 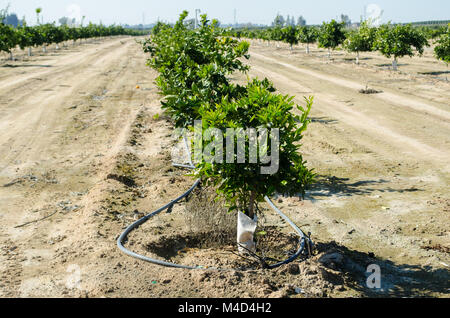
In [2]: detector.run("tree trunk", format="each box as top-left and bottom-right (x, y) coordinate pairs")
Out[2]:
(28, 47), (32, 57)
(392, 57), (398, 71)
(9, 52), (14, 61)
(43, 46), (47, 53)
(328, 48), (331, 59)
(445, 64), (448, 82)
(306, 44), (310, 54)
(248, 191), (256, 219)
(356, 51), (360, 65)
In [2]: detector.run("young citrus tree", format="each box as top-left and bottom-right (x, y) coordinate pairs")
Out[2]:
(67, 26), (81, 45)
(344, 20), (377, 64)
(261, 29), (272, 46)
(435, 24), (450, 80)
(270, 27), (284, 48)
(298, 26), (318, 54)
(281, 25), (299, 51)
(144, 11), (250, 128)
(194, 79), (315, 219)
(0, 22), (17, 60)
(318, 20), (346, 58)
(434, 24), (450, 65)
(53, 26), (68, 50)
(374, 23), (429, 71)
(17, 23), (36, 56)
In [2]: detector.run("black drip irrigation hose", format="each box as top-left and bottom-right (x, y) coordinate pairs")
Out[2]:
(117, 178), (203, 270)
(117, 137), (313, 270)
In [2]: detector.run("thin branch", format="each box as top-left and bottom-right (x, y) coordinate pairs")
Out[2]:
(14, 211), (59, 229)
(230, 250), (258, 265)
(237, 243), (269, 269)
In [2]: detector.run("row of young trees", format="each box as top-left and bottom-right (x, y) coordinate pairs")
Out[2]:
(227, 22), (450, 71)
(143, 11), (315, 220)
(0, 22), (146, 60)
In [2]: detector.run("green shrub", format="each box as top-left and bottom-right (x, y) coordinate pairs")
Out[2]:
(194, 79), (315, 218)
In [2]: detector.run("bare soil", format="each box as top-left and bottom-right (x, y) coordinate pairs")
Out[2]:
(0, 37), (448, 298)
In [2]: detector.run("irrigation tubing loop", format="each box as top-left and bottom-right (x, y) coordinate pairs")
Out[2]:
(117, 135), (314, 270)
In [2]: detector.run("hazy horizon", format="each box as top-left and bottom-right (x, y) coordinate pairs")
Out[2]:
(1, 0), (449, 26)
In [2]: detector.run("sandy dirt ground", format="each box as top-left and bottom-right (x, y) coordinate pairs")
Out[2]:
(0, 37), (448, 298)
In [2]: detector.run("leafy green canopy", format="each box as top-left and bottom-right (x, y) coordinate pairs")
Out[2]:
(280, 25), (299, 47)
(318, 20), (346, 50)
(344, 21), (377, 53)
(374, 23), (429, 59)
(434, 24), (450, 64)
(195, 79), (315, 213)
(144, 11), (250, 128)
(0, 22), (17, 53)
(16, 24), (44, 49)
(298, 26), (318, 44)
(37, 23), (66, 45)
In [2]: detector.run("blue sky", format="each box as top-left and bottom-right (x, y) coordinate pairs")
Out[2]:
(1, 0), (449, 26)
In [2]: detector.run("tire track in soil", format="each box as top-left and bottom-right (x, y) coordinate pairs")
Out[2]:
(250, 51), (450, 122)
(0, 39), (129, 92)
(0, 39), (135, 176)
(250, 63), (450, 169)
(0, 38), (155, 297)
(245, 48), (450, 296)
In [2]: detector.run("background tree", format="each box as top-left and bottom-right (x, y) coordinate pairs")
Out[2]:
(434, 24), (450, 79)
(281, 25), (299, 50)
(318, 19), (346, 58)
(0, 4), (18, 59)
(270, 26), (284, 47)
(297, 15), (306, 27)
(17, 22), (35, 56)
(434, 24), (450, 63)
(261, 29), (272, 46)
(272, 14), (285, 27)
(59, 17), (70, 26)
(0, 22), (17, 60)
(374, 23), (429, 70)
(37, 23), (64, 52)
(35, 8), (42, 25)
(340, 14), (352, 27)
(286, 15), (296, 26)
(67, 25), (80, 45)
(429, 25), (447, 40)
(298, 26), (318, 54)
(344, 20), (377, 64)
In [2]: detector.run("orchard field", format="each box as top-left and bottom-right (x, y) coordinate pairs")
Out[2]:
(0, 17), (449, 298)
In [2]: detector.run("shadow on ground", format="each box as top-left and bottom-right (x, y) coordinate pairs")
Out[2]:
(418, 70), (450, 76)
(2, 64), (52, 68)
(310, 117), (338, 125)
(308, 175), (422, 198)
(343, 57), (373, 62)
(316, 241), (450, 297)
(376, 63), (408, 68)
